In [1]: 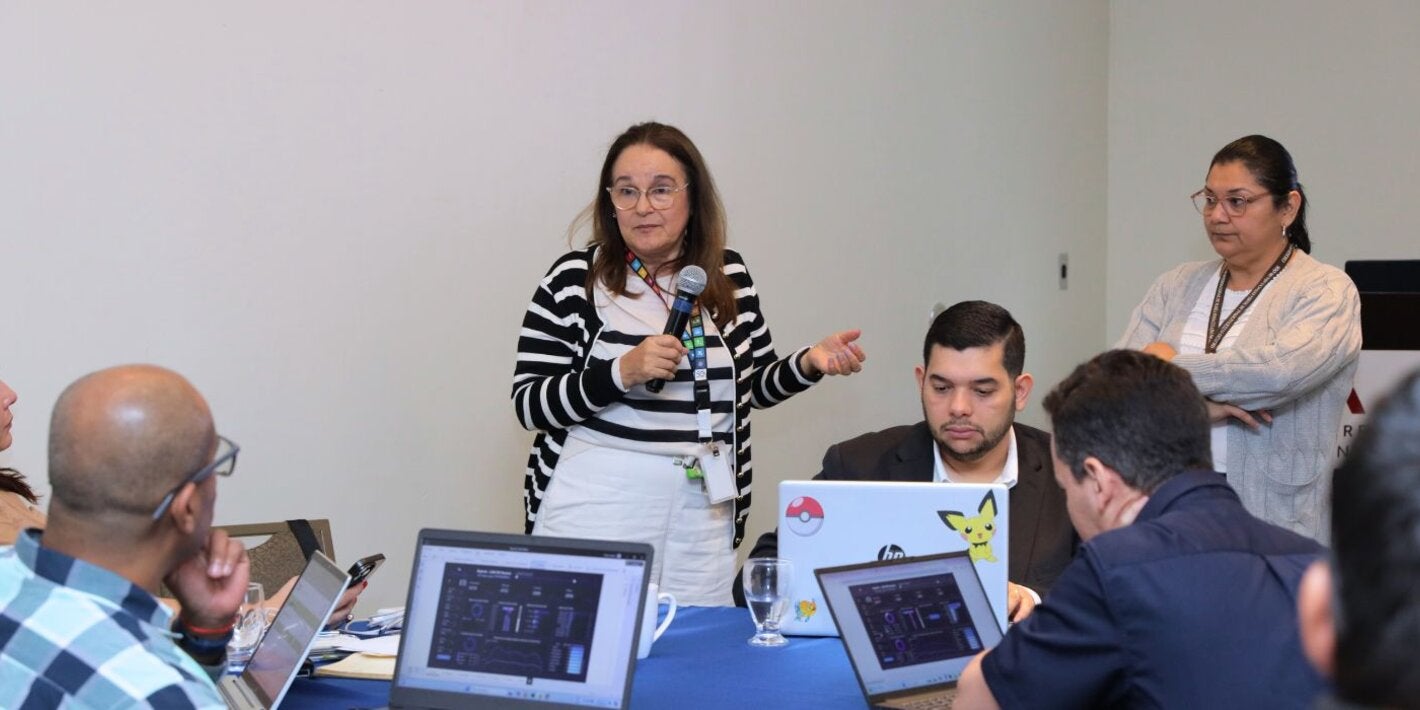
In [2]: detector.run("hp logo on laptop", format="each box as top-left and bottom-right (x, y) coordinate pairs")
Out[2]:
(877, 544), (906, 560)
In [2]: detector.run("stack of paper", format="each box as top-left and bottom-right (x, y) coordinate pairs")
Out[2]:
(312, 634), (401, 680)
(310, 632), (359, 654)
(313, 652), (396, 680)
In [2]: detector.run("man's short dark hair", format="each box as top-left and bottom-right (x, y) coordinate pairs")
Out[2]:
(924, 301), (1025, 378)
(1329, 369), (1420, 706)
(1043, 350), (1212, 493)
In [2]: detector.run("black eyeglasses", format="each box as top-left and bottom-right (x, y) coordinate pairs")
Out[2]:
(150, 435), (240, 520)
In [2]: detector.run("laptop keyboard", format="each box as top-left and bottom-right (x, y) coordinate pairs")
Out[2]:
(880, 692), (954, 709)
(223, 676), (262, 708)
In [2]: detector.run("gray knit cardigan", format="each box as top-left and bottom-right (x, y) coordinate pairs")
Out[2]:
(1117, 250), (1362, 541)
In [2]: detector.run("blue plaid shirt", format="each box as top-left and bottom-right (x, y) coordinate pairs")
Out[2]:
(0, 529), (226, 709)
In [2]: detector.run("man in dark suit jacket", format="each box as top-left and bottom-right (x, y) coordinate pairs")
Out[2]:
(739, 301), (1077, 618)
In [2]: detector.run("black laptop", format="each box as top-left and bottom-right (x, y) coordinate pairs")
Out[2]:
(815, 551), (1005, 709)
(382, 529), (652, 709)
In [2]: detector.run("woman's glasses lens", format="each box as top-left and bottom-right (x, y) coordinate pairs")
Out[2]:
(1192, 190), (1265, 217)
(608, 184), (684, 211)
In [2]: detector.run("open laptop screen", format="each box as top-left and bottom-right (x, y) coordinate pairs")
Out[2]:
(243, 550), (350, 707)
(818, 552), (1004, 698)
(394, 532), (649, 709)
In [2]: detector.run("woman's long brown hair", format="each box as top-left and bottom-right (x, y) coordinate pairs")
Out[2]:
(0, 468), (38, 504)
(575, 122), (738, 330)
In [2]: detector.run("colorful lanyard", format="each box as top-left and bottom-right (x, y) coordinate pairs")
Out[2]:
(625, 250), (715, 446)
(1206, 242), (1295, 354)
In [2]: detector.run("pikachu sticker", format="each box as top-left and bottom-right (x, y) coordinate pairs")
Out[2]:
(795, 599), (817, 622)
(939, 491), (1000, 563)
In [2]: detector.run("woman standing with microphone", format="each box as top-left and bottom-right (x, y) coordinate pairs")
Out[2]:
(512, 122), (865, 605)
(1118, 135), (1361, 541)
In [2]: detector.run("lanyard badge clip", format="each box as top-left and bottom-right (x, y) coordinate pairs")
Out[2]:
(701, 442), (735, 504)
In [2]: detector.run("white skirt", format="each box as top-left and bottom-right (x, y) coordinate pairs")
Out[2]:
(532, 443), (735, 606)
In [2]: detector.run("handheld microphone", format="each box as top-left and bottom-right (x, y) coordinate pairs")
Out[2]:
(646, 265), (707, 394)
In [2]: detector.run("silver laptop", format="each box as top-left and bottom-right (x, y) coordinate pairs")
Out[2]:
(778, 480), (1009, 635)
(218, 550), (351, 709)
(382, 529), (651, 710)
(816, 552), (1005, 709)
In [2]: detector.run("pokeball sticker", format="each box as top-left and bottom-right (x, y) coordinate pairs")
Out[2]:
(785, 496), (824, 536)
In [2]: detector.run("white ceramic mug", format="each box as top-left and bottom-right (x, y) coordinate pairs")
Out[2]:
(636, 582), (677, 659)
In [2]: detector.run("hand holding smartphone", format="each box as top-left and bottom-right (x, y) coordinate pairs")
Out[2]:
(347, 553), (385, 587)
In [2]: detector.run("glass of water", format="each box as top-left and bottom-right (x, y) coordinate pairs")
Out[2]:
(227, 582), (267, 672)
(743, 558), (792, 647)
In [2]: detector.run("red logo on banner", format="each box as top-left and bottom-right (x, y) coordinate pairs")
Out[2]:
(1347, 389), (1365, 415)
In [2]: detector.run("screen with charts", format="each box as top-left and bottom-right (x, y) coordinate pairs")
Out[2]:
(427, 563), (603, 682)
(818, 553), (1003, 697)
(849, 572), (983, 670)
(395, 535), (647, 708)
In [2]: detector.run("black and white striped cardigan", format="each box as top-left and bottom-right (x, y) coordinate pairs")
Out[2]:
(512, 246), (820, 548)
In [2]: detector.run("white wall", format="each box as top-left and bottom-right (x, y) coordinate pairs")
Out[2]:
(1, 1), (1108, 610)
(1107, 1), (1420, 338)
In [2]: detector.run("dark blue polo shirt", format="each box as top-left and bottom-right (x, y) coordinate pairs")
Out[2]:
(981, 470), (1326, 708)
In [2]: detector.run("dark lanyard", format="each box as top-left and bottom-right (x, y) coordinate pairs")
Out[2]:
(1206, 242), (1295, 354)
(624, 250), (714, 445)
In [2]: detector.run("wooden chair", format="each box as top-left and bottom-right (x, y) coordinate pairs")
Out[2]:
(219, 519), (336, 596)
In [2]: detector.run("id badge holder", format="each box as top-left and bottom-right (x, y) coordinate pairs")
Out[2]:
(701, 443), (736, 504)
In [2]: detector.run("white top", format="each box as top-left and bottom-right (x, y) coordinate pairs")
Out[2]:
(932, 428), (1020, 488)
(1178, 270), (1265, 472)
(562, 271), (736, 459)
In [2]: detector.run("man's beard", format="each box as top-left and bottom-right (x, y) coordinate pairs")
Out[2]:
(927, 409), (1015, 465)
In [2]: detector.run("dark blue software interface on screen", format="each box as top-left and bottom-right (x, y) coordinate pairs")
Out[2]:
(849, 572), (982, 670)
(428, 564), (603, 682)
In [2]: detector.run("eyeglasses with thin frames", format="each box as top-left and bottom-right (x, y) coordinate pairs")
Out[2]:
(606, 182), (690, 211)
(1191, 189), (1273, 218)
(150, 435), (240, 520)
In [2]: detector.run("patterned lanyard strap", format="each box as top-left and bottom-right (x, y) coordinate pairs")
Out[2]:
(1206, 242), (1295, 354)
(624, 250), (715, 446)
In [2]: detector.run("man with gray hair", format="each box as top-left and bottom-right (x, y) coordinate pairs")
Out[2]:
(0, 365), (247, 708)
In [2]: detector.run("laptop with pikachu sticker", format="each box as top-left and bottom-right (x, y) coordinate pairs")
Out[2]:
(777, 480), (1009, 636)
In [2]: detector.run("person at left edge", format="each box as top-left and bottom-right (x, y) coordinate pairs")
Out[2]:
(512, 121), (866, 606)
(0, 372), (364, 624)
(0, 365), (245, 708)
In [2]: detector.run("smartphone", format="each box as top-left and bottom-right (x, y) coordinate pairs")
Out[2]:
(347, 553), (385, 586)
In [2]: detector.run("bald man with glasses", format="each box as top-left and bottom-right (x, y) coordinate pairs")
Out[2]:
(0, 365), (248, 708)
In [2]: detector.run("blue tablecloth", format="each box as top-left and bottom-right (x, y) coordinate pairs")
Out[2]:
(283, 606), (869, 708)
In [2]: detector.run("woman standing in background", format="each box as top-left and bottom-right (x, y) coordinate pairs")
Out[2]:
(1118, 135), (1361, 540)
